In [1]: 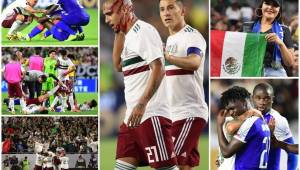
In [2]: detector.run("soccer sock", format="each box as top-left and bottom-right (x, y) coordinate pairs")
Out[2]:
(20, 98), (26, 110)
(156, 166), (179, 170)
(68, 94), (75, 110)
(51, 96), (59, 108)
(62, 96), (67, 111)
(44, 30), (52, 38)
(16, 22), (29, 32)
(77, 26), (83, 33)
(47, 85), (60, 96)
(55, 21), (76, 35)
(28, 24), (45, 39)
(9, 98), (14, 110)
(8, 20), (22, 35)
(115, 160), (137, 170)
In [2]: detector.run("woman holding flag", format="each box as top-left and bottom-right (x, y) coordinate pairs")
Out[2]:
(244, 0), (295, 77)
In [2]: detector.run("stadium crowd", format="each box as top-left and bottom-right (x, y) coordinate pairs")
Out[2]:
(2, 117), (98, 154)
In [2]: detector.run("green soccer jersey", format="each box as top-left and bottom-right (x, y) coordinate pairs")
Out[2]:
(44, 57), (57, 76)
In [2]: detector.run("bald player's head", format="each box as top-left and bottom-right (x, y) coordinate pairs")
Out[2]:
(252, 83), (274, 114)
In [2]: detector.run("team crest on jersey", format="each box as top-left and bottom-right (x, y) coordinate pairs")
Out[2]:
(222, 57), (241, 74)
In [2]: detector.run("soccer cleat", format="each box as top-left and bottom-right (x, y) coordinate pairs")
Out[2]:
(77, 32), (85, 41)
(6, 34), (18, 40)
(17, 32), (31, 41)
(65, 34), (77, 41)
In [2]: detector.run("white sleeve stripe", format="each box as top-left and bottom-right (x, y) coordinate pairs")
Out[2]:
(233, 135), (246, 143)
(236, 117), (259, 141)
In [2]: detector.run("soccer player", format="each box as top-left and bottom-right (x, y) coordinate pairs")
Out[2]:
(43, 50), (57, 106)
(59, 150), (69, 170)
(252, 83), (298, 170)
(51, 49), (78, 112)
(78, 99), (98, 111)
(24, 70), (49, 98)
(103, 0), (178, 169)
(217, 86), (271, 170)
(3, 53), (26, 113)
(35, 152), (45, 170)
(159, 0), (207, 169)
(1, 0), (46, 40)
(29, 48), (44, 71)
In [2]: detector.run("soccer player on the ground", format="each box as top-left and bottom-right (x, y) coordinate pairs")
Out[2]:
(252, 83), (298, 170)
(159, 1), (207, 169)
(103, 0), (179, 169)
(43, 50), (57, 106)
(3, 53), (26, 114)
(217, 86), (271, 170)
(0, 0), (46, 40)
(78, 99), (97, 111)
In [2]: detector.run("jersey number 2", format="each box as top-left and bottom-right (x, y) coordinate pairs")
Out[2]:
(145, 146), (159, 163)
(259, 136), (270, 168)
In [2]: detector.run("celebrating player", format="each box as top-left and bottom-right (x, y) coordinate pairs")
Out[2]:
(1, 0), (46, 40)
(217, 86), (271, 169)
(159, 0), (208, 169)
(103, 0), (178, 169)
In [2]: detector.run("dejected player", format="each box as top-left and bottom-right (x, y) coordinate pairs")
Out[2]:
(103, 0), (178, 169)
(159, 0), (208, 169)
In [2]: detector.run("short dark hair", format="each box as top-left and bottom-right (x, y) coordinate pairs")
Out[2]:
(40, 75), (47, 82)
(90, 99), (98, 108)
(220, 86), (251, 108)
(48, 50), (56, 54)
(253, 83), (274, 96)
(60, 49), (67, 56)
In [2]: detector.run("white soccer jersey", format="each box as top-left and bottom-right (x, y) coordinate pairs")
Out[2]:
(165, 25), (208, 122)
(1, 0), (30, 23)
(57, 56), (74, 81)
(44, 156), (53, 168)
(59, 156), (69, 169)
(218, 117), (235, 170)
(121, 20), (170, 123)
(269, 109), (293, 141)
(35, 153), (45, 166)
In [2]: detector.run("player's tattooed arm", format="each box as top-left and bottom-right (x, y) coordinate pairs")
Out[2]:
(112, 32), (125, 72)
(164, 52), (202, 71)
(127, 58), (165, 127)
(217, 109), (245, 158)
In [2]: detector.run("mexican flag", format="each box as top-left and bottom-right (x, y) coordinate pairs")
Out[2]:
(211, 30), (267, 77)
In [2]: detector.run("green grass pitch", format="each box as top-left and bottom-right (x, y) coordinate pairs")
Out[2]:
(2, 9), (98, 46)
(1, 92), (98, 115)
(100, 135), (209, 170)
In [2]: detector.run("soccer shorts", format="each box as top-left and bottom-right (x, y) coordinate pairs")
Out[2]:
(34, 165), (42, 170)
(2, 13), (29, 28)
(50, 25), (69, 41)
(8, 82), (22, 98)
(116, 116), (177, 168)
(172, 117), (206, 167)
(61, 10), (90, 26)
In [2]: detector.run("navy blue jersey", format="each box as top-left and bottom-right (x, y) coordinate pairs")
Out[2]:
(234, 116), (271, 170)
(57, 0), (84, 13)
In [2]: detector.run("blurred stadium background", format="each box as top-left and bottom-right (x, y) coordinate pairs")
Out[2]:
(210, 79), (299, 170)
(1, 47), (98, 115)
(1, 0), (98, 45)
(211, 0), (298, 76)
(2, 117), (98, 169)
(100, 0), (209, 169)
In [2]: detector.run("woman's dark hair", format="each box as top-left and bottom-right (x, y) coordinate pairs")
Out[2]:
(255, 0), (282, 23)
